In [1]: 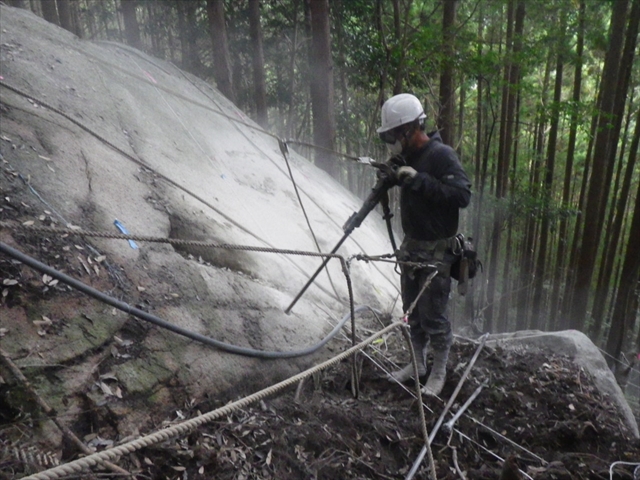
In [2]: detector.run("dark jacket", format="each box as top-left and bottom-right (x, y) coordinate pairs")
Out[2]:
(400, 131), (471, 242)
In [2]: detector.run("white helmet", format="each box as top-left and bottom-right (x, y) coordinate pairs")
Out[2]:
(377, 93), (426, 133)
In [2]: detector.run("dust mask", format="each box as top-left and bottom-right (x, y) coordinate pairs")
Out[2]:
(388, 140), (403, 155)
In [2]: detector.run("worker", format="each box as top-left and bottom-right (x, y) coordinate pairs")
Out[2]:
(378, 93), (471, 396)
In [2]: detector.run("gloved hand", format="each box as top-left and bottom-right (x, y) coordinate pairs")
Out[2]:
(386, 154), (406, 167)
(397, 166), (418, 183)
(374, 160), (401, 186)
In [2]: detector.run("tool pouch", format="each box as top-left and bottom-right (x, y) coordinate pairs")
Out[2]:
(450, 234), (481, 294)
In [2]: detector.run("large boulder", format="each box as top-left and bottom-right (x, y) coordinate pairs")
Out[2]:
(0, 4), (400, 438)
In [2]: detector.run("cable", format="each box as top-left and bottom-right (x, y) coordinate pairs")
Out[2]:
(20, 321), (407, 480)
(0, 241), (364, 359)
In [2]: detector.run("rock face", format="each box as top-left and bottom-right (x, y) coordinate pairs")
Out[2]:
(0, 3), (400, 437)
(485, 330), (639, 438)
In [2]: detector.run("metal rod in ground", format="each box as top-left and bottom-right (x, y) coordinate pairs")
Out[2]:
(285, 233), (349, 314)
(443, 381), (487, 432)
(401, 325), (438, 480)
(405, 333), (488, 480)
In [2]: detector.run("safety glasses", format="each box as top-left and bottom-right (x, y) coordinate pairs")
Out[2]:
(378, 129), (398, 145)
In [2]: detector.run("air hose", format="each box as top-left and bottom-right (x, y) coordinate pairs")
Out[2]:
(0, 241), (377, 359)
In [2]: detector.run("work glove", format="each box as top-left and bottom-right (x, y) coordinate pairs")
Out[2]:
(386, 154), (406, 168)
(396, 166), (418, 183)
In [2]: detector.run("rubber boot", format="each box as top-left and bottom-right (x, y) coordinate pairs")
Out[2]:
(387, 340), (427, 382)
(422, 347), (449, 396)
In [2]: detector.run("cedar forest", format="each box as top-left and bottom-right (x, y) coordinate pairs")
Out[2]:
(13, 0), (640, 367)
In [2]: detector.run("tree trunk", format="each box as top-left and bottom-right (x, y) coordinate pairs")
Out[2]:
(40, 0), (60, 25)
(438, 0), (457, 146)
(9, 1), (27, 8)
(121, 0), (142, 50)
(570, 0), (630, 330)
(590, 0), (639, 337)
(70, 0), (82, 37)
(532, 14), (565, 330)
(248, 0), (268, 128)
(55, 0), (72, 32)
(308, 0), (337, 177)
(605, 151), (640, 364)
(285, 0), (301, 139)
(495, 0), (514, 199)
(334, 0), (351, 155)
(207, 0), (235, 103)
(552, 0), (585, 329)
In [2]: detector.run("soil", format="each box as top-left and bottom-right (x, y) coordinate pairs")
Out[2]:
(1, 171), (639, 480)
(2, 331), (640, 479)
(124, 347), (640, 480)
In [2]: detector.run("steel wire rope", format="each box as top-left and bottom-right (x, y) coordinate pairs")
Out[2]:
(609, 461), (640, 480)
(0, 79), (339, 302)
(102, 46), (372, 303)
(162, 67), (380, 302)
(278, 139), (342, 303)
(599, 348), (640, 385)
(20, 320), (406, 480)
(140, 52), (400, 299)
(89, 41), (364, 162)
(0, 240), (358, 359)
(1, 220), (430, 358)
(122, 49), (346, 301)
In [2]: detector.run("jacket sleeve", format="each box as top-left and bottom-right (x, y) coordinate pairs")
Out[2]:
(407, 148), (471, 208)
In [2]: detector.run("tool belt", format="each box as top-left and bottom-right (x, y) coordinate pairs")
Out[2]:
(396, 236), (459, 277)
(398, 236), (461, 261)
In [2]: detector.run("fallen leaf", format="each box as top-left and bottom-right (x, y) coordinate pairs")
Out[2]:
(2, 279), (18, 286)
(22, 220), (34, 226)
(99, 381), (113, 396)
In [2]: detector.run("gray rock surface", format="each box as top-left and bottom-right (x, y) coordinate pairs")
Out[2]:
(0, 4), (400, 435)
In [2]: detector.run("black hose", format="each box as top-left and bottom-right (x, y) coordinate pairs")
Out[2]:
(0, 241), (374, 359)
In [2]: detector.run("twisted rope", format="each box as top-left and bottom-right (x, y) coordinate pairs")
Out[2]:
(22, 321), (405, 480)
